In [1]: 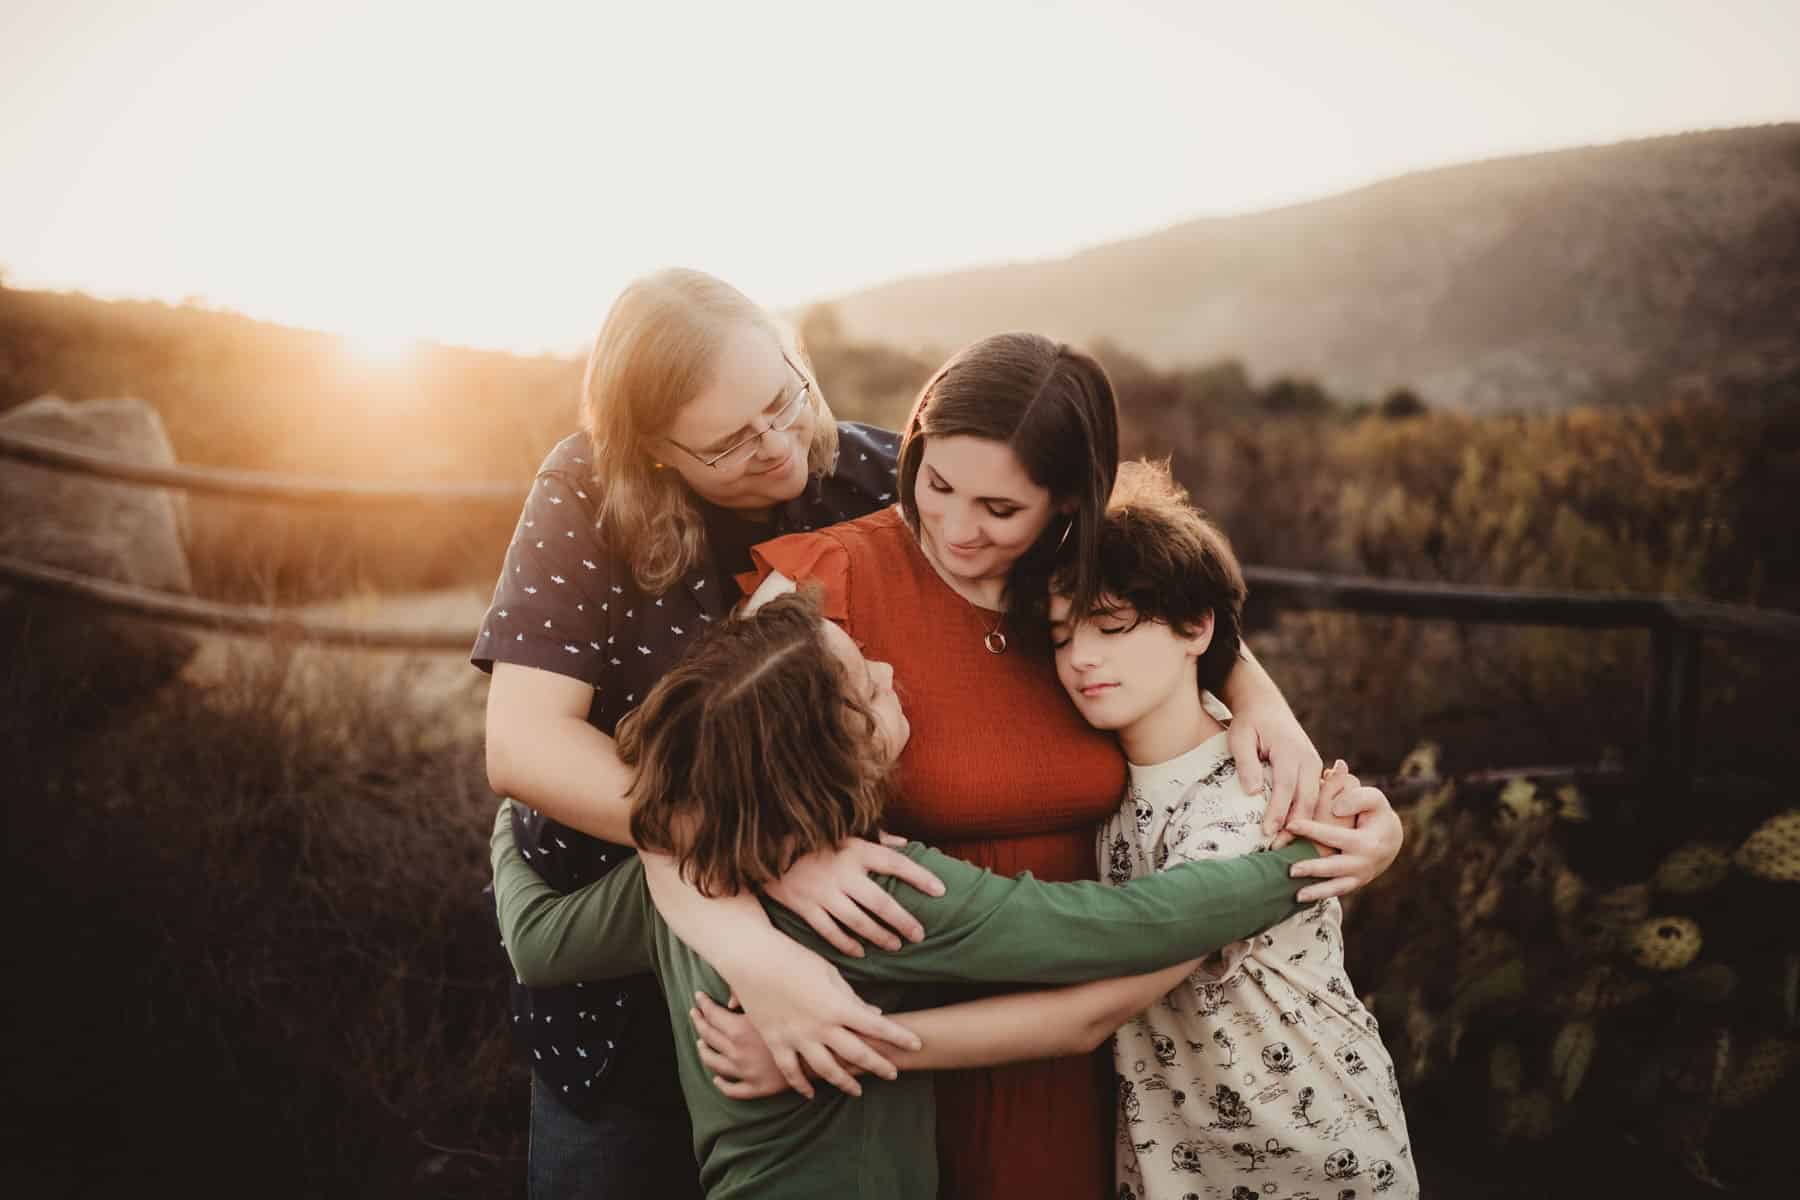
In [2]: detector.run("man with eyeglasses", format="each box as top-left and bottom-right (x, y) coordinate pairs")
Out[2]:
(475, 284), (903, 1200)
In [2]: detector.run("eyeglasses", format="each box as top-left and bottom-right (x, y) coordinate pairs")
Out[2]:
(665, 357), (812, 472)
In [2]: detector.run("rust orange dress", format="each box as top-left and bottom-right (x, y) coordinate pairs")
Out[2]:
(743, 506), (1127, 1200)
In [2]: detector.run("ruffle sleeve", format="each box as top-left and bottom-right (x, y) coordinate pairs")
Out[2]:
(735, 529), (852, 623)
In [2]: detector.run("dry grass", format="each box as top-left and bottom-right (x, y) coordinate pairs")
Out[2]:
(2, 632), (525, 1198)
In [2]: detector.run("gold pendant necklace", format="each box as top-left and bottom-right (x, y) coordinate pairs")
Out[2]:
(983, 610), (1007, 654)
(918, 527), (1007, 653)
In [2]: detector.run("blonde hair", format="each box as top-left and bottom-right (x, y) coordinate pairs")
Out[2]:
(580, 269), (840, 593)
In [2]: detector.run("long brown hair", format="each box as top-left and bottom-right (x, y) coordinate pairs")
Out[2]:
(621, 590), (892, 896)
(896, 332), (1119, 630)
(580, 269), (840, 594)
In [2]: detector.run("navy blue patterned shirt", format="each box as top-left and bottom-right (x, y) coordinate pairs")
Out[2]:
(472, 422), (901, 1118)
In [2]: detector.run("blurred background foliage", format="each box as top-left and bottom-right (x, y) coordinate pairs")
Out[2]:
(4, 278), (1797, 1195)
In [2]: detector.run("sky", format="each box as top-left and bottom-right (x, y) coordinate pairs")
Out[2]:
(3, 0), (1796, 355)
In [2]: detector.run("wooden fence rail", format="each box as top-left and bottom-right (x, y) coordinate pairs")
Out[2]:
(6, 432), (1798, 786)
(1241, 567), (1800, 789)
(0, 429), (526, 504)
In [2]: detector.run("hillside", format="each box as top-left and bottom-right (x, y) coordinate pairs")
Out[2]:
(825, 125), (1800, 411)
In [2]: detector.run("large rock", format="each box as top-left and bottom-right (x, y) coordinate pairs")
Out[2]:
(1, 395), (199, 719)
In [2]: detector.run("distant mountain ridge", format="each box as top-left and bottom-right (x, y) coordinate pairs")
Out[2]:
(825, 125), (1800, 411)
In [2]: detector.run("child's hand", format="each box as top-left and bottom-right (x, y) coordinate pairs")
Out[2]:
(1269, 758), (1355, 849)
(764, 837), (945, 957)
(719, 936), (918, 1098)
(693, 989), (916, 1101)
(693, 991), (799, 1101)
(1284, 767), (1404, 902)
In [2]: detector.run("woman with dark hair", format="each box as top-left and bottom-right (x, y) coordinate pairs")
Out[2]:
(487, 589), (1345, 1200)
(710, 332), (1398, 1198)
(477, 275), (1393, 1199)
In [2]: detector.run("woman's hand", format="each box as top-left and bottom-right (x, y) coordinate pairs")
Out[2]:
(719, 935), (921, 1099)
(693, 991), (813, 1101)
(1225, 692), (1326, 840)
(763, 835), (945, 957)
(1283, 761), (1404, 902)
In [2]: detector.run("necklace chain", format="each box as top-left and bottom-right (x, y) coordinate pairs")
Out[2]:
(915, 527), (1007, 652)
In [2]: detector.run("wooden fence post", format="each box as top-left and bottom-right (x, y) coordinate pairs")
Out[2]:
(1646, 622), (1704, 794)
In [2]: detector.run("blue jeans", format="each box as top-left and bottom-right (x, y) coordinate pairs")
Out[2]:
(528, 1074), (702, 1200)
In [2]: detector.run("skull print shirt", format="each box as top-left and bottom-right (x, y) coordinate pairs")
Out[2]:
(1099, 725), (1420, 1200)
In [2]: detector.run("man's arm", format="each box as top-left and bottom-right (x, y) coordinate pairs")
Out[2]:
(1213, 645), (1326, 837)
(485, 664), (637, 844)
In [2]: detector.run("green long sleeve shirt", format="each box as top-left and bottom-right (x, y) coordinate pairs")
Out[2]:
(490, 802), (1319, 1200)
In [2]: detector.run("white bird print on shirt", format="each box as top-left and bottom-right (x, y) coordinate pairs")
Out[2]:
(551, 575), (565, 584)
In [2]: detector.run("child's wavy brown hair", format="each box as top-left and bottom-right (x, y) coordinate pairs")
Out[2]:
(1053, 459), (1247, 694)
(621, 589), (893, 897)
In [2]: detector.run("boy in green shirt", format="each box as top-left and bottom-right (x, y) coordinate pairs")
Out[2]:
(491, 590), (1328, 1199)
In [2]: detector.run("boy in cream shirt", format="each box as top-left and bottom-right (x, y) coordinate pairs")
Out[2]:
(1051, 461), (1418, 1200)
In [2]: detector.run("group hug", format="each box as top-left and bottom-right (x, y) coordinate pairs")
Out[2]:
(472, 268), (1418, 1199)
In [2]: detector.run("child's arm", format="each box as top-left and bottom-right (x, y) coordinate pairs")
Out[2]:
(800, 838), (1322, 989)
(497, 809), (1315, 991)
(640, 847), (935, 1099)
(888, 961), (1200, 1065)
(692, 960), (1200, 1097)
(490, 800), (933, 1099)
(491, 801), (654, 986)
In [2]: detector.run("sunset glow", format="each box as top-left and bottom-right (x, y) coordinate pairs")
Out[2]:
(5, 0), (1797, 353)
(339, 331), (420, 370)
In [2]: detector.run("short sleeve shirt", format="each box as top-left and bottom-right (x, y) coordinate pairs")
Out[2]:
(471, 422), (901, 1117)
